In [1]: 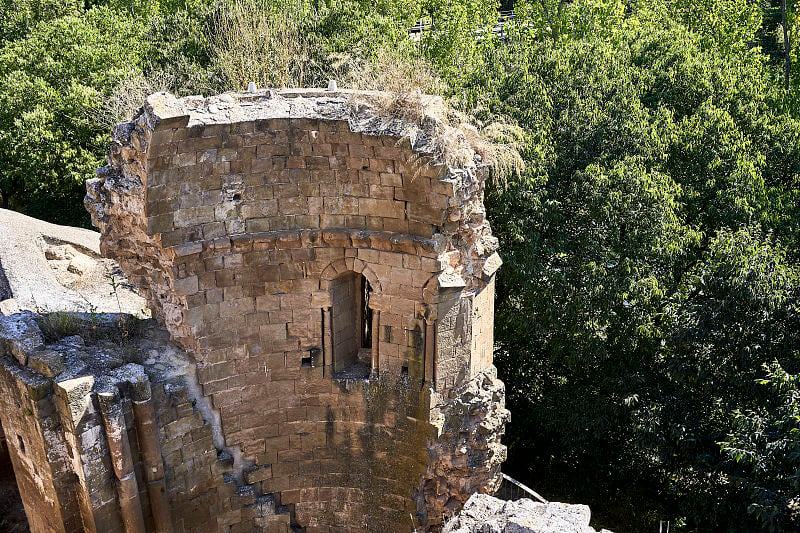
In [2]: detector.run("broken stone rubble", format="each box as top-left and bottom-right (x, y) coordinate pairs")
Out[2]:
(443, 493), (614, 533)
(423, 368), (510, 518)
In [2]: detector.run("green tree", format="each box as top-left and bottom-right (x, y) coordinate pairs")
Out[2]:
(0, 0), (83, 44)
(666, 0), (763, 52)
(416, 0), (500, 77)
(512, 0), (628, 41)
(722, 361), (800, 530)
(645, 227), (800, 531)
(0, 6), (146, 224)
(468, 15), (800, 531)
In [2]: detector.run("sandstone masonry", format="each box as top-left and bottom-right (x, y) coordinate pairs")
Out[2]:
(0, 88), (509, 532)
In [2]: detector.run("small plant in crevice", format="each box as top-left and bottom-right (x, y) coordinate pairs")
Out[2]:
(34, 308), (143, 347)
(105, 266), (143, 346)
(35, 311), (84, 343)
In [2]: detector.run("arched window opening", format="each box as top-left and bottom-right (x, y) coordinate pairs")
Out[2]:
(331, 271), (373, 379)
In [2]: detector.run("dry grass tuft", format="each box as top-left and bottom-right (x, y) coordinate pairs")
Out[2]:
(338, 48), (524, 184)
(419, 118), (525, 187)
(441, 116), (527, 188)
(334, 48), (447, 124)
(36, 311), (85, 343)
(101, 71), (175, 130)
(35, 310), (143, 345)
(210, 0), (310, 91)
(340, 55), (523, 184)
(479, 121), (527, 188)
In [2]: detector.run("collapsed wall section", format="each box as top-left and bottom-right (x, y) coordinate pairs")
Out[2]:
(0, 314), (295, 533)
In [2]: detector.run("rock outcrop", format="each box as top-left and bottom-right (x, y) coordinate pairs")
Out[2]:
(443, 493), (614, 533)
(0, 208), (146, 316)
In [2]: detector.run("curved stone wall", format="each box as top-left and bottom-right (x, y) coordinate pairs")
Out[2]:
(86, 89), (506, 531)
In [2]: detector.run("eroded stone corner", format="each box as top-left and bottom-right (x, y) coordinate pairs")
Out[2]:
(420, 368), (510, 529)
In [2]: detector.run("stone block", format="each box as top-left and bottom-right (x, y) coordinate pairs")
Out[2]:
(244, 464), (273, 485)
(324, 196), (359, 216)
(408, 203), (445, 226)
(55, 375), (95, 428)
(28, 349), (64, 378)
(278, 197), (308, 215)
(0, 312), (44, 366)
(173, 275), (199, 296)
(148, 213), (175, 234)
(174, 152), (197, 167)
(260, 323), (287, 342)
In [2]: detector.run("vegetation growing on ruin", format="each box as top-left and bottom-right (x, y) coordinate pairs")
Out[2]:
(36, 310), (144, 345)
(3, 1), (800, 531)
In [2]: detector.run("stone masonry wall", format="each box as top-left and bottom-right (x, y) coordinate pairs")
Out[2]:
(0, 314), (295, 533)
(0, 355), (80, 532)
(0, 278), (505, 531)
(80, 89), (507, 531)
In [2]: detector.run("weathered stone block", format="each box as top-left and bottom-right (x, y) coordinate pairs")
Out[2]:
(0, 313), (44, 366)
(28, 349), (64, 378)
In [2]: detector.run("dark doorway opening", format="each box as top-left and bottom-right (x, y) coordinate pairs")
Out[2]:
(331, 271), (373, 379)
(0, 423), (29, 532)
(361, 275), (373, 350)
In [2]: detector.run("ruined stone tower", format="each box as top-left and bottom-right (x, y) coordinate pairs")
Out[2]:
(0, 88), (508, 532)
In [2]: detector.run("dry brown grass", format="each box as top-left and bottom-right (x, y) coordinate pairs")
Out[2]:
(334, 48), (446, 123)
(438, 114), (526, 189)
(410, 111), (525, 188)
(336, 48), (524, 185)
(339, 50), (524, 185)
(100, 71), (175, 130)
(210, 0), (311, 91)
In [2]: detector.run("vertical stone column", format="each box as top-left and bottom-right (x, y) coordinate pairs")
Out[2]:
(355, 275), (363, 347)
(96, 388), (146, 533)
(323, 307), (333, 376)
(424, 319), (436, 386)
(130, 379), (172, 533)
(54, 375), (121, 533)
(370, 310), (380, 375)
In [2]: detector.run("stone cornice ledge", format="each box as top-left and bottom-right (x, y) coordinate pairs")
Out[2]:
(162, 228), (439, 259)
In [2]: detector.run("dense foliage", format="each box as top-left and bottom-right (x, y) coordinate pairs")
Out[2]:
(477, 7), (800, 532)
(1, 1), (799, 531)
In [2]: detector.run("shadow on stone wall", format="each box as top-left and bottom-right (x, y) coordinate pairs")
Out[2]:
(0, 423), (29, 533)
(287, 372), (431, 530)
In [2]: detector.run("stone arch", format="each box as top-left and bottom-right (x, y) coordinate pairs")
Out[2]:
(320, 258), (382, 294)
(320, 257), (385, 378)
